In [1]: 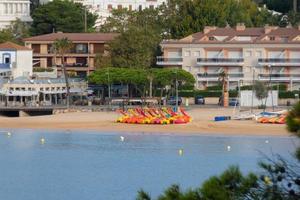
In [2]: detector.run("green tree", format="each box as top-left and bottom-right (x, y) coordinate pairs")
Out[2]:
(253, 80), (268, 107)
(110, 26), (161, 68)
(30, 0), (97, 35)
(53, 37), (73, 108)
(0, 19), (30, 45)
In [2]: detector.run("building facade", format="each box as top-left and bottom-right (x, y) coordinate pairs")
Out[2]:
(157, 24), (300, 91)
(0, 42), (32, 78)
(24, 32), (118, 78)
(0, 0), (32, 29)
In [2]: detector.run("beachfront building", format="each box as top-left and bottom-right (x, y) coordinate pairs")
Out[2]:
(0, 42), (32, 78)
(157, 24), (300, 91)
(0, 0), (32, 29)
(0, 41), (87, 107)
(0, 77), (87, 107)
(24, 32), (119, 78)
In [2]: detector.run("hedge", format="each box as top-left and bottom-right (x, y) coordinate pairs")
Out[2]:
(279, 91), (300, 99)
(179, 90), (238, 98)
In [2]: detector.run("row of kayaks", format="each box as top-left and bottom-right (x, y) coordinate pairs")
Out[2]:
(116, 107), (192, 124)
(255, 111), (287, 124)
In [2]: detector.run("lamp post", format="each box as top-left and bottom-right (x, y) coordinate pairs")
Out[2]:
(251, 67), (255, 113)
(106, 68), (111, 108)
(268, 64), (274, 111)
(174, 69), (179, 112)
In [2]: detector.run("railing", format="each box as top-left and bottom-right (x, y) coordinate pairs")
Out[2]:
(197, 58), (244, 63)
(0, 63), (10, 69)
(198, 73), (244, 78)
(258, 74), (300, 78)
(258, 58), (300, 63)
(156, 56), (183, 64)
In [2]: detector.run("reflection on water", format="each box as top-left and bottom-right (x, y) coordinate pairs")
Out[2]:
(0, 129), (298, 200)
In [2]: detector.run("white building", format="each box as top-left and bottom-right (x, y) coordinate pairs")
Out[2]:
(0, 0), (32, 29)
(41, 0), (166, 26)
(158, 24), (300, 91)
(0, 42), (32, 78)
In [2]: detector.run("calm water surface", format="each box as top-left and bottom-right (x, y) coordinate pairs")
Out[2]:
(0, 129), (298, 200)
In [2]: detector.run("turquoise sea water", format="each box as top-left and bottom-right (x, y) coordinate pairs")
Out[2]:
(0, 129), (298, 200)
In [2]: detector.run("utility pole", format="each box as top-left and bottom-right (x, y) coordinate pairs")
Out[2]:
(294, 0), (298, 12)
(84, 6), (87, 32)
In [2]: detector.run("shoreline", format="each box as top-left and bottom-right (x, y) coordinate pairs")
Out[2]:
(0, 107), (290, 137)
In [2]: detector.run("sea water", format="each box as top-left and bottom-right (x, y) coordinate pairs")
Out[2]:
(0, 129), (298, 200)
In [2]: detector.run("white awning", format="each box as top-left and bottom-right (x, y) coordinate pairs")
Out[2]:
(5, 91), (39, 96)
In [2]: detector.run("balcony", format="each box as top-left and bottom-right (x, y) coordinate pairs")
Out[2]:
(258, 74), (300, 81)
(156, 56), (183, 65)
(198, 73), (244, 81)
(0, 63), (10, 69)
(258, 58), (300, 66)
(197, 58), (244, 66)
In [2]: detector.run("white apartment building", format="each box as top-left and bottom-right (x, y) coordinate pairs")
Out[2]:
(0, 0), (32, 29)
(157, 24), (300, 91)
(41, 0), (166, 26)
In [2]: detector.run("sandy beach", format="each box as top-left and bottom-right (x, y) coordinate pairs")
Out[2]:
(0, 107), (290, 136)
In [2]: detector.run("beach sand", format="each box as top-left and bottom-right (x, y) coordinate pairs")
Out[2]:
(0, 107), (290, 136)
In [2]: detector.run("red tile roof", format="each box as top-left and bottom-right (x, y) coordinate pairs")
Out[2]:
(0, 42), (31, 51)
(162, 26), (300, 44)
(24, 32), (119, 42)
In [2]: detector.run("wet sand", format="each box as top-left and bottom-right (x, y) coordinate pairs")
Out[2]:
(0, 107), (290, 136)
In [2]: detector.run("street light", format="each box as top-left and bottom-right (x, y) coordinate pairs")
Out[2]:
(173, 68), (179, 112)
(106, 68), (111, 108)
(268, 64), (274, 111)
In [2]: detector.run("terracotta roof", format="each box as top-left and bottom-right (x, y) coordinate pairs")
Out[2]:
(162, 26), (300, 44)
(24, 32), (119, 42)
(0, 42), (31, 51)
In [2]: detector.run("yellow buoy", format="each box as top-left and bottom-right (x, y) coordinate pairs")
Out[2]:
(178, 149), (183, 156)
(40, 138), (45, 144)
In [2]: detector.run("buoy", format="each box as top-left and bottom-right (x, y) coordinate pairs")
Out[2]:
(265, 140), (269, 144)
(178, 149), (183, 156)
(227, 146), (231, 151)
(120, 136), (125, 142)
(40, 138), (45, 144)
(7, 132), (11, 137)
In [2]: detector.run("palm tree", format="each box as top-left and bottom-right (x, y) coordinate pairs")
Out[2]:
(218, 71), (229, 107)
(53, 37), (73, 108)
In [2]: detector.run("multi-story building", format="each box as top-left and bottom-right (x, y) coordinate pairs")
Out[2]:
(157, 24), (300, 91)
(0, 0), (32, 29)
(40, 0), (166, 26)
(24, 32), (119, 78)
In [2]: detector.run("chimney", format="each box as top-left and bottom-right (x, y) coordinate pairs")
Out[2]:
(264, 24), (272, 34)
(235, 23), (245, 31)
(203, 26), (217, 34)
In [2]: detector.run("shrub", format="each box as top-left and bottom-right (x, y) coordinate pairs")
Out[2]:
(33, 67), (54, 72)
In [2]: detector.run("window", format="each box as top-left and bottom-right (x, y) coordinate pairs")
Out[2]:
(128, 5), (132, 11)
(270, 36), (275, 41)
(209, 37), (215, 41)
(149, 5), (154, 9)
(256, 51), (262, 58)
(117, 4), (122, 9)
(245, 51), (252, 57)
(4, 57), (10, 64)
(107, 4), (112, 10)
(138, 5), (142, 11)
(184, 51), (191, 57)
(193, 51), (200, 57)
